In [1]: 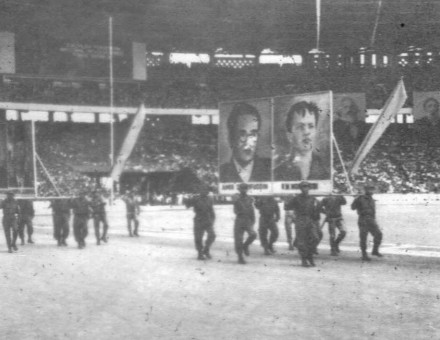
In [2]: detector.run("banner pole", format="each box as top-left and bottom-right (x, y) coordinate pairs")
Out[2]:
(332, 135), (354, 194)
(35, 153), (61, 196)
(31, 120), (38, 197)
(109, 16), (115, 205)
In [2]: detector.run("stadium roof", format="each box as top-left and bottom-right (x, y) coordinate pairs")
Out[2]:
(1, 0), (440, 55)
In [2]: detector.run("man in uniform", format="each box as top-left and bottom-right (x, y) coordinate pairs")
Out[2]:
(50, 198), (71, 246)
(255, 196), (280, 255)
(124, 191), (140, 237)
(284, 181), (320, 267)
(71, 191), (91, 249)
(185, 185), (216, 260)
(320, 193), (347, 256)
(18, 199), (35, 245)
(91, 191), (109, 245)
(351, 183), (383, 261)
(1, 192), (20, 253)
(233, 183), (257, 264)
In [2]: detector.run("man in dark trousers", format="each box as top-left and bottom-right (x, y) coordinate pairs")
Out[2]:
(351, 183), (383, 261)
(50, 199), (71, 246)
(185, 185), (216, 260)
(91, 191), (109, 245)
(71, 191), (91, 249)
(255, 196), (280, 255)
(18, 199), (35, 245)
(1, 192), (20, 253)
(233, 183), (257, 264)
(124, 191), (140, 237)
(320, 193), (347, 256)
(284, 181), (320, 267)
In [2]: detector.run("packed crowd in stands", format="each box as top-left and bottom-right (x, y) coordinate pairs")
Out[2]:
(33, 117), (440, 198)
(35, 119), (218, 198)
(4, 63), (440, 196)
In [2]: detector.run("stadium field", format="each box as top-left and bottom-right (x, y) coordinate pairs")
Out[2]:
(1, 199), (439, 339)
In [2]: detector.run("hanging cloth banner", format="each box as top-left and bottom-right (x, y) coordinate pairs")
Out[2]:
(110, 103), (146, 181)
(350, 79), (407, 175)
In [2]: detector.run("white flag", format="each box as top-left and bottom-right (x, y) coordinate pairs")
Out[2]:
(350, 79), (407, 175)
(110, 103), (146, 181)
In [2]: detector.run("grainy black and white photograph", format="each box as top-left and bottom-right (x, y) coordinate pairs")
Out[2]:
(1, 0), (440, 339)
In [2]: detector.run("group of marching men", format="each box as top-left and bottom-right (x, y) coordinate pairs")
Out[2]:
(0, 190), (141, 253)
(186, 181), (383, 267)
(2, 181), (382, 266)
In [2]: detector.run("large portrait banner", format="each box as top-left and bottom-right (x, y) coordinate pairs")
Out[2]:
(272, 91), (333, 195)
(0, 121), (35, 195)
(413, 91), (440, 146)
(333, 93), (366, 122)
(218, 98), (272, 195)
(413, 91), (440, 121)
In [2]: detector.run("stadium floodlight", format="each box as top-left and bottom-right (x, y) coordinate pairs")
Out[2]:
(308, 48), (324, 54)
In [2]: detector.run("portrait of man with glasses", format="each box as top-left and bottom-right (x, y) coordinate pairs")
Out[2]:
(219, 102), (271, 183)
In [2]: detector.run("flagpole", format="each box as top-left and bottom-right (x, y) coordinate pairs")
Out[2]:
(109, 16), (114, 204)
(370, 0), (383, 47)
(316, 0), (321, 51)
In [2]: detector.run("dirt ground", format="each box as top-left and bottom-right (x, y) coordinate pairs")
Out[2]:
(1, 202), (440, 340)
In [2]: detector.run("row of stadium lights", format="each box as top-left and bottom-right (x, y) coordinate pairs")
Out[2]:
(4, 108), (411, 125)
(145, 47), (440, 69)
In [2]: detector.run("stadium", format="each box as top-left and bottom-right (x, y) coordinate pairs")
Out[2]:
(1, 0), (440, 339)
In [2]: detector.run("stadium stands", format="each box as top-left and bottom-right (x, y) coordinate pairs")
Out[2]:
(4, 63), (440, 196)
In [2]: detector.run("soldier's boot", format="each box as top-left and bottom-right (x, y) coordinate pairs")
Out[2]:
(4, 229), (13, 253)
(11, 232), (18, 251)
(57, 239), (62, 247)
(361, 250), (371, 261)
(268, 243), (276, 254)
(97, 238), (101, 246)
(264, 247), (271, 256)
(133, 221), (139, 237)
(238, 254), (246, 264)
(308, 256), (316, 267)
(335, 231), (346, 254)
(28, 237), (34, 244)
(288, 240), (294, 251)
(197, 251), (205, 260)
(330, 239), (338, 256)
(243, 245), (250, 256)
(128, 226), (133, 237)
(203, 247), (212, 260)
(20, 237), (25, 246)
(372, 244), (383, 257)
(301, 257), (309, 267)
(101, 232), (108, 243)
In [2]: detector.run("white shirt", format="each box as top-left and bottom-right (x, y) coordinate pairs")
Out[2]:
(233, 159), (254, 183)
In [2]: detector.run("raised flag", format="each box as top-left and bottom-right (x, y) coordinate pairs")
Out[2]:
(350, 79), (407, 175)
(110, 103), (146, 181)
